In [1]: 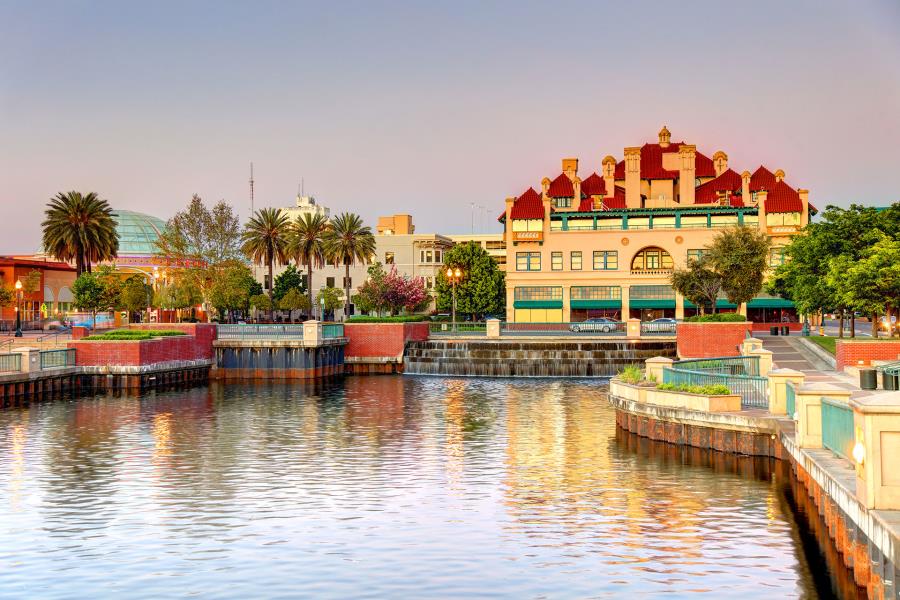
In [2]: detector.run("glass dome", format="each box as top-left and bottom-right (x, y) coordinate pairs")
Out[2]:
(111, 210), (167, 256)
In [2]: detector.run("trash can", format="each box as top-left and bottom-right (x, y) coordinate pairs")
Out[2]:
(770, 326), (779, 336)
(782, 326), (790, 336)
(860, 369), (877, 390)
(883, 372), (899, 391)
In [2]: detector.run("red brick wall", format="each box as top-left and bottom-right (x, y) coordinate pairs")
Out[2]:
(836, 340), (900, 370)
(676, 322), (752, 358)
(344, 322), (430, 359)
(127, 323), (217, 359)
(751, 322), (802, 332)
(68, 330), (214, 367)
(72, 326), (89, 340)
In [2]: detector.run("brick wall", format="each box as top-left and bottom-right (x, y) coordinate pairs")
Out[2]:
(68, 329), (214, 367)
(836, 340), (900, 370)
(676, 322), (752, 358)
(344, 322), (430, 360)
(751, 322), (802, 332)
(127, 323), (217, 359)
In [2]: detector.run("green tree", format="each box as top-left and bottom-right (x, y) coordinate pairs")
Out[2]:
(242, 208), (291, 319)
(705, 226), (770, 308)
(120, 276), (152, 321)
(0, 284), (13, 308)
(435, 242), (505, 316)
(95, 265), (123, 312)
(71, 272), (106, 326)
(208, 261), (257, 322)
(272, 264), (306, 303)
(20, 269), (42, 296)
(670, 257), (723, 315)
(352, 262), (389, 315)
(316, 287), (344, 316)
(323, 213), (375, 319)
(42, 191), (119, 276)
(250, 293), (273, 314)
(278, 288), (310, 322)
(830, 234), (900, 338)
(288, 212), (330, 319)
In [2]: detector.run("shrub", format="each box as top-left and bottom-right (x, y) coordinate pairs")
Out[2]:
(618, 364), (644, 385)
(656, 382), (732, 395)
(346, 315), (429, 323)
(82, 329), (187, 341)
(684, 313), (747, 323)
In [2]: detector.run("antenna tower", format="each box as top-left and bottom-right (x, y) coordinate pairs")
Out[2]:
(249, 162), (255, 216)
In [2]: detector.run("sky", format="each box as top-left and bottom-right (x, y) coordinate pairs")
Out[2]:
(2, 0), (900, 253)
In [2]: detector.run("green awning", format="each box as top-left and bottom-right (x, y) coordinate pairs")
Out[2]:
(748, 297), (795, 309)
(630, 299), (676, 309)
(683, 299), (737, 309)
(571, 300), (622, 309)
(514, 300), (563, 309)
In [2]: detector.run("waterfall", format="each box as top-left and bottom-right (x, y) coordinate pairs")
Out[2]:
(403, 339), (677, 377)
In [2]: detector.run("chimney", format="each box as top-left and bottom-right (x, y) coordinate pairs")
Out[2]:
(677, 144), (697, 205)
(757, 190), (768, 233)
(798, 189), (809, 227)
(504, 197), (515, 242)
(741, 170), (751, 204)
(658, 125), (671, 148)
(775, 169), (785, 183)
(624, 147), (642, 208)
(712, 151), (728, 177)
(562, 158), (578, 180)
(572, 176), (582, 209)
(541, 177), (551, 198)
(602, 155), (617, 203)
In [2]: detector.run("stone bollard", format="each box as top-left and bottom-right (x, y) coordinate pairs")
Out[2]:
(850, 392), (900, 510)
(626, 318), (641, 339)
(303, 320), (322, 346)
(741, 337), (763, 356)
(795, 383), (852, 449)
(645, 356), (674, 384)
(767, 368), (805, 416)
(13, 347), (41, 374)
(748, 347), (774, 376)
(486, 318), (501, 339)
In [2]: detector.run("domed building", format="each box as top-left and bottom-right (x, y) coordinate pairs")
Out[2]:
(106, 209), (169, 275)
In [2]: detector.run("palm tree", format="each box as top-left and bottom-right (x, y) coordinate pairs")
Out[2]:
(241, 207), (290, 319)
(42, 192), (119, 276)
(323, 212), (375, 320)
(288, 213), (331, 320)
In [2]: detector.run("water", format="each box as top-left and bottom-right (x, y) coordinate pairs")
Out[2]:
(0, 377), (860, 599)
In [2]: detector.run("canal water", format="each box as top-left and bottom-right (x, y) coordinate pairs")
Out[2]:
(0, 377), (862, 599)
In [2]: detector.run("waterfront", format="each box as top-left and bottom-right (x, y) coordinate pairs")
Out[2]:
(0, 377), (861, 599)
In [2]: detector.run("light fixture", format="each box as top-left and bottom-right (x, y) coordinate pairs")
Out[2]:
(14, 279), (22, 290)
(454, 268), (461, 278)
(446, 267), (453, 278)
(852, 441), (865, 466)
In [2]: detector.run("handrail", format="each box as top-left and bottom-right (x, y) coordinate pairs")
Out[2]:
(674, 356), (760, 376)
(875, 359), (900, 375)
(663, 364), (768, 409)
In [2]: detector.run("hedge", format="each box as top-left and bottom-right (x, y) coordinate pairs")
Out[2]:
(657, 382), (732, 395)
(346, 315), (429, 323)
(82, 329), (187, 341)
(684, 313), (747, 323)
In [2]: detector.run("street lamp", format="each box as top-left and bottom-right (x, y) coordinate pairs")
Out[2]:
(445, 266), (463, 332)
(14, 279), (23, 337)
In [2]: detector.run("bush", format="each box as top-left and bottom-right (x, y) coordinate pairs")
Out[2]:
(684, 313), (747, 322)
(618, 364), (644, 385)
(657, 382), (732, 395)
(82, 329), (187, 341)
(346, 315), (429, 323)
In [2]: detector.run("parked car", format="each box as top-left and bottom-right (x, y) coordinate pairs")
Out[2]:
(570, 317), (620, 333)
(642, 317), (677, 333)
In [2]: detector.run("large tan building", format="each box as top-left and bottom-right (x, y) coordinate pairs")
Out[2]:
(499, 126), (811, 325)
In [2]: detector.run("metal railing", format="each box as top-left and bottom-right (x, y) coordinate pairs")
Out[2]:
(501, 321), (626, 336)
(40, 348), (76, 369)
(430, 322), (488, 335)
(0, 353), (22, 372)
(321, 324), (345, 339)
(217, 324), (306, 340)
(786, 381), (796, 418)
(822, 397), (854, 461)
(662, 365), (769, 409)
(640, 321), (677, 336)
(673, 356), (760, 377)
(876, 359), (900, 376)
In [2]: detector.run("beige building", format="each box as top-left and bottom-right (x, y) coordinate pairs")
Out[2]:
(281, 195), (329, 223)
(445, 233), (506, 270)
(500, 126), (811, 325)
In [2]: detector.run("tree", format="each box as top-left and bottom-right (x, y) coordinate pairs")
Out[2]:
(208, 261), (257, 322)
(352, 262), (389, 315)
(705, 226), (770, 308)
(830, 234), (900, 338)
(272, 264), (306, 304)
(249, 293), (273, 315)
(241, 207), (291, 319)
(288, 213), (330, 319)
(21, 270), (42, 296)
(353, 263), (428, 316)
(42, 191), (119, 275)
(121, 276), (152, 321)
(0, 284), (13, 308)
(670, 257), (723, 315)
(323, 212), (375, 319)
(95, 265), (124, 312)
(71, 272), (105, 326)
(278, 288), (310, 322)
(316, 287), (344, 317)
(435, 242), (505, 316)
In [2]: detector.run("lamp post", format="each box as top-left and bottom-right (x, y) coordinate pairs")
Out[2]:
(445, 266), (463, 333)
(14, 279), (23, 338)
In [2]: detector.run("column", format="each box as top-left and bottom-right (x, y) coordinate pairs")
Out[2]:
(620, 284), (630, 322)
(562, 285), (571, 322)
(767, 368), (805, 416)
(851, 392), (900, 509)
(795, 383), (852, 449)
(674, 292), (685, 321)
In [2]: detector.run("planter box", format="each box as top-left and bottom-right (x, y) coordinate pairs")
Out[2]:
(610, 378), (741, 412)
(676, 322), (752, 358)
(68, 333), (210, 367)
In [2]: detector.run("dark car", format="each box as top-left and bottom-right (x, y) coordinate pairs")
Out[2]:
(570, 317), (620, 333)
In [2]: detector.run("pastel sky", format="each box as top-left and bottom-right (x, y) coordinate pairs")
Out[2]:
(2, 1), (899, 253)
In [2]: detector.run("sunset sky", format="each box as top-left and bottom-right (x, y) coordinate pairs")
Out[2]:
(2, 0), (899, 252)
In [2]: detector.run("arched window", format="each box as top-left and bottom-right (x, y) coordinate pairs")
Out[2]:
(631, 247), (673, 271)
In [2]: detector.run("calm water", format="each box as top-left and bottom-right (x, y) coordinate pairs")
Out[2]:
(0, 377), (860, 599)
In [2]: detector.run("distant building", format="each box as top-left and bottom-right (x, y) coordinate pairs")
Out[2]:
(0, 256), (76, 329)
(445, 234), (506, 271)
(280, 195), (329, 223)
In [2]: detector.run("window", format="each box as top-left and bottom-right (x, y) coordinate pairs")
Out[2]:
(435, 250), (441, 263)
(570, 251), (582, 271)
(593, 251), (618, 270)
(631, 247), (673, 271)
(300, 274), (309, 288)
(766, 212), (801, 227)
(264, 274), (271, 290)
(326, 277), (335, 288)
(687, 249), (707, 263)
(420, 249), (433, 263)
(516, 252), (541, 271)
(385, 252), (395, 265)
(551, 252), (563, 271)
(514, 286), (563, 301)
(553, 197), (572, 209)
(570, 286), (621, 300)
(343, 276), (352, 288)
(486, 240), (506, 250)
(769, 247), (786, 267)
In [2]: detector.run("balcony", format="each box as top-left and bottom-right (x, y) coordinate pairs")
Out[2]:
(630, 268), (673, 276)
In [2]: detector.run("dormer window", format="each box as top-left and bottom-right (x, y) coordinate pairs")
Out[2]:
(553, 197), (572, 209)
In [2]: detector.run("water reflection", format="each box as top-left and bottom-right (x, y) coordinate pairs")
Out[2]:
(0, 377), (859, 598)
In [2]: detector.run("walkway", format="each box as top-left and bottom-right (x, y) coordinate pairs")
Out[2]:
(760, 333), (873, 397)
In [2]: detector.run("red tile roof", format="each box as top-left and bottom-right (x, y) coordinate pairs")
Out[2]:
(694, 168), (743, 204)
(580, 172), (607, 196)
(614, 143), (717, 180)
(546, 173), (574, 197)
(765, 181), (803, 213)
(749, 166), (776, 191)
(603, 186), (627, 209)
(507, 187), (546, 220)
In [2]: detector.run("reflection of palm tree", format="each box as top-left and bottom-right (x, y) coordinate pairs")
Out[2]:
(323, 213), (375, 319)
(42, 191), (119, 276)
(288, 213), (330, 319)
(241, 208), (290, 319)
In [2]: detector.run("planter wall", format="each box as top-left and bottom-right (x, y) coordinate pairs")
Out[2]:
(676, 322), (752, 358)
(344, 322), (430, 361)
(836, 340), (900, 371)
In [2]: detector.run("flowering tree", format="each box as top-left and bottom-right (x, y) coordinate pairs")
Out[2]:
(354, 263), (428, 316)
